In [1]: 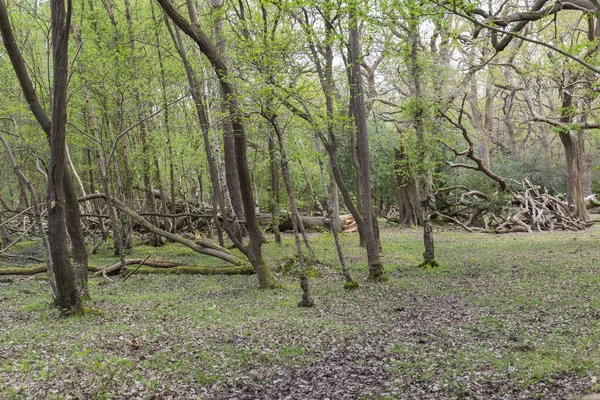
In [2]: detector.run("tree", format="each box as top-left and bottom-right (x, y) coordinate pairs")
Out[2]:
(347, 0), (384, 280)
(157, 0), (279, 289)
(0, 0), (84, 313)
(445, 0), (600, 220)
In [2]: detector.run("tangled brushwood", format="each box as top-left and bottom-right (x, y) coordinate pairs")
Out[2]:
(429, 180), (593, 233)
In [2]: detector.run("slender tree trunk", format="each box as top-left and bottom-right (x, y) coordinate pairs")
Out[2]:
(212, 192), (224, 247)
(165, 20), (245, 253)
(0, 203), (9, 250)
(505, 93), (518, 160)
(0, 132), (56, 294)
(72, 24), (126, 276)
(270, 116), (313, 307)
(210, 0), (245, 240)
(348, 5), (383, 280)
(64, 163), (90, 296)
(408, 17), (435, 266)
(315, 137), (356, 287)
(268, 134), (281, 243)
(394, 143), (420, 226)
(86, 147), (108, 244)
(467, 77), (493, 169)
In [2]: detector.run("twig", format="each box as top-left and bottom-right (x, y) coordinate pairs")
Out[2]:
(122, 254), (151, 282)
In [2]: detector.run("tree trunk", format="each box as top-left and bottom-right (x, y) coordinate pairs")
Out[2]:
(468, 77), (492, 169)
(408, 18), (435, 266)
(268, 134), (281, 243)
(0, 0), (88, 305)
(211, 0), (246, 240)
(270, 115), (313, 307)
(394, 145), (420, 226)
(157, 0), (279, 288)
(165, 20), (245, 253)
(348, 5), (384, 281)
(64, 166), (90, 296)
(421, 200), (435, 265)
(560, 87), (588, 221)
(317, 139), (356, 287)
(0, 203), (9, 250)
(48, 0), (82, 314)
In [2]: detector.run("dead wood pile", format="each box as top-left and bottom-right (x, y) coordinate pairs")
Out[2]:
(340, 214), (358, 233)
(432, 180), (592, 233)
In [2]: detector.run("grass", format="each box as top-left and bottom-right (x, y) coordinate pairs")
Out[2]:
(1, 225), (600, 399)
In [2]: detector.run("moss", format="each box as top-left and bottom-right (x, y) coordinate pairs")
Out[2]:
(82, 307), (105, 316)
(417, 260), (440, 269)
(133, 266), (255, 275)
(367, 270), (388, 282)
(305, 266), (322, 278)
(343, 279), (359, 290)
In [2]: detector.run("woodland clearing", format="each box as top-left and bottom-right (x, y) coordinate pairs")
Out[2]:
(1, 225), (600, 399)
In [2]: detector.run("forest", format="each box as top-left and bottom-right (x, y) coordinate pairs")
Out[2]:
(1, 0), (600, 398)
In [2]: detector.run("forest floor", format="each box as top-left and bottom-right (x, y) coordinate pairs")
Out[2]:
(1, 224), (600, 399)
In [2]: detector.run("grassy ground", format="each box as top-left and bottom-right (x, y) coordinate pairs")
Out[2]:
(1, 224), (599, 399)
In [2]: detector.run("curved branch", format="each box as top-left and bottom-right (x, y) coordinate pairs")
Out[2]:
(79, 193), (249, 267)
(440, 111), (508, 191)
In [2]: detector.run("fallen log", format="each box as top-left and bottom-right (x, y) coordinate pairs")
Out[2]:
(96, 259), (254, 276)
(255, 212), (359, 233)
(0, 265), (100, 276)
(130, 265), (254, 275)
(0, 262), (253, 276)
(0, 266), (47, 275)
(95, 258), (186, 276)
(585, 194), (600, 210)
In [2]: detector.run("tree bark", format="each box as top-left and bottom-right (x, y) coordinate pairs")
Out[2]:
(210, 0), (246, 240)
(348, 4), (384, 280)
(394, 143), (420, 226)
(268, 134), (281, 243)
(48, 0), (82, 314)
(560, 86), (588, 221)
(0, 203), (9, 250)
